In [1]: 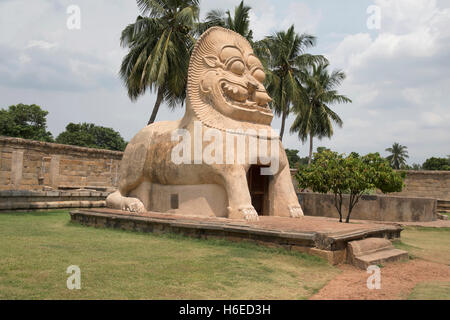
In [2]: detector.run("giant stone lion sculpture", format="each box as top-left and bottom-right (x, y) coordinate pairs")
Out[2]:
(106, 27), (304, 221)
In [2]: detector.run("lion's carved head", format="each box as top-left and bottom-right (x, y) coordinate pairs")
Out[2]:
(186, 27), (276, 139)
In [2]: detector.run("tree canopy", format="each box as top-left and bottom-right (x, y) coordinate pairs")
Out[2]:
(285, 149), (309, 168)
(0, 104), (54, 142)
(422, 157), (450, 171)
(256, 25), (326, 141)
(201, 1), (253, 41)
(120, 0), (200, 124)
(56, 123), (127, 151)
(296, 150), (404, 222)
(290, 63), (351, 165)
(385, 142), (409, 169)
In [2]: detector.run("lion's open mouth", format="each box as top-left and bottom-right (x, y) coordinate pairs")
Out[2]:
(220, 81), (270, 111)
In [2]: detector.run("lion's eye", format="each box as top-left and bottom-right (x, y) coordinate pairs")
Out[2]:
(253, 69), (265, 83)
(230, 60), (245, 75)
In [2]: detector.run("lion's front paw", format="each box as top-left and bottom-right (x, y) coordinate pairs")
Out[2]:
(122, 198), (146, 214)
(289, 206), (304, 218)
(240, 207), (259, 222)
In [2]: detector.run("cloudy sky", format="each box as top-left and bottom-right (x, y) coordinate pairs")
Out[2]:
(0, 0), (449, 164)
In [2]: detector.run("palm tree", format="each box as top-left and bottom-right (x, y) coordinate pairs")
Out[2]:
(290, 63), (351, 164)
(120, 0), (200, 125)
(385, 143), (409, 169)
(257, 26), (326, 141)
(200, 1), (253, 41)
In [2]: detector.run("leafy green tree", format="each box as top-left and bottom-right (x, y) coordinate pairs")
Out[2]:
(0, 104), (53, 142)
(385, 142), (409, 169)
(297, 157), (310, 167)
(296, 150), (404, 223)
(120, 0), (200, 125)
(316, 146), (331, 154)
(56, 123), (127, 151)
(200, 1), (253, 41)
(285, 149), (301, 168)
(256, 26), (326, 141)
(422, 157), (450, 171)
(290, 63), (351, 165)
(285, 149), (310, 168)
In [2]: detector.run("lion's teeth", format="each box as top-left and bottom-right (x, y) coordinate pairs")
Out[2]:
(233, 87), (238, 94)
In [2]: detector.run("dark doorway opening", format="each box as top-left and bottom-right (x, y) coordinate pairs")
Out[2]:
(247, 165), (269, 215)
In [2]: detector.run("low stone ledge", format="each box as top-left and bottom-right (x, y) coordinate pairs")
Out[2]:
(0, 200), (106, 211)
(318, 227), (403, 251)
(0, 188), (110, 212)
(0, 189), (111, 198)
(299, 192), (437, 222)
(308, 248), (347, 265)
(69, 209), (403, 265)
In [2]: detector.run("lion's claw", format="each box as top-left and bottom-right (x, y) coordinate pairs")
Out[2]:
(289, 206), (303, 218)
(240, 207), (259, 222)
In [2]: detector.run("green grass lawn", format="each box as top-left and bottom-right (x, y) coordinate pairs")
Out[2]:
(394, 226), (450, 300)
(0, 210), (339, 300)
(408, 281), (450, 300)
(394, 226), (450, 265)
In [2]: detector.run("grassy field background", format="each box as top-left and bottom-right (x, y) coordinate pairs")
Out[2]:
(0, 210), (339, 300)
(394, 226), (450, 265)
(394, 226), (450, 300)
(408, 281), (450, 300)
(2, 211), (448, 300)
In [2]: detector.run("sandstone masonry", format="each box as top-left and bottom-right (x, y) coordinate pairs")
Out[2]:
(0, 136), (122, 192)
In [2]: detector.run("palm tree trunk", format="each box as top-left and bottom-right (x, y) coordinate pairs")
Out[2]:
(279, 109), (287, 141)
(147, 88), (164, 125)
(308, 134), (313, 165)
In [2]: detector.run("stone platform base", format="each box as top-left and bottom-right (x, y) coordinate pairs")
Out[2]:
(69, 209), (403, 265)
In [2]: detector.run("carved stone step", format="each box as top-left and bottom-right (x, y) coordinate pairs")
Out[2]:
(347, 238), (408, 269)
(437, 213), (449, 220)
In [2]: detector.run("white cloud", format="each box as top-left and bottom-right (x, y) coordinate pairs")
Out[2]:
(421, 112), (445, 127)
(249, 1), (322, 39)
(248, 6), (277, 40)
(376, 0), (447, 35)
(26, 40), (58, 50)
(314, 0), (450, 163)
(279, 2), (323, 34)
(200, 0), (321, 40)
(18, 54), (31, 64)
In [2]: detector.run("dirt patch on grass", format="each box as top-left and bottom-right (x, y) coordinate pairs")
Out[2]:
(310, 259), (450, 300)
